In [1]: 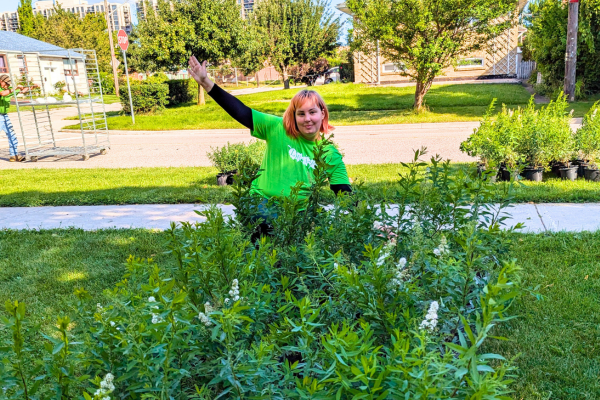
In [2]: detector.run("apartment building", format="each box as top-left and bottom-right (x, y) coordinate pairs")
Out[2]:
(0, 0), (133, 33)
(135, 0), (158, 21)
(238, 0), (255, 18)
(0, 11), (20, 33)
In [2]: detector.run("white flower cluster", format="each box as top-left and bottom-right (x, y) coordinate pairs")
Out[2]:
(433, 236), (449, 257)
(419, 301), (439, 332)
(390, 257), (410, 287)
(198, 302), (213, 326)
(96, 303), (104, 314)
(148, 296), (163, 324)
(225, 279), (240, 304)
(94, 372), (115, 399)
(376, 241), (396, 266)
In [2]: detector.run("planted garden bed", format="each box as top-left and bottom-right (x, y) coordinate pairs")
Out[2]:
(1, 148), (523, 398)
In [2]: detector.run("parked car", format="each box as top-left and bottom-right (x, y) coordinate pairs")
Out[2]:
(324, 67), (340, 84)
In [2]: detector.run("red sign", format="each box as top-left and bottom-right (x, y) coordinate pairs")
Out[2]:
(569, 0), (579, 2)
(117, 30), (129, 51)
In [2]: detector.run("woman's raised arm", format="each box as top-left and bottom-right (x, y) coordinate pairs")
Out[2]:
(188, 56), (253, 130)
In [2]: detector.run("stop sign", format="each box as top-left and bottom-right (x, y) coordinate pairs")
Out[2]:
(117, 29), (129, 51)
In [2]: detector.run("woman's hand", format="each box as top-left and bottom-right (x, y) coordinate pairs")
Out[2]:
(188, 56), (214, 92)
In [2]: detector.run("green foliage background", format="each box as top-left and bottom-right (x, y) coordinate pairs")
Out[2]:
(528, 0), (600, 95)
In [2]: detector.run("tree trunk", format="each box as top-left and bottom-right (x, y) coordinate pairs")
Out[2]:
(283, 67), (290, 90)
(255, 72), (260, 88)
(197, 84), (205, 106)
(414, 80), (433, 111)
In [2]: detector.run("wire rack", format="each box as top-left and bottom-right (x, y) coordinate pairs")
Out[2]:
(5, 48), (110, 161)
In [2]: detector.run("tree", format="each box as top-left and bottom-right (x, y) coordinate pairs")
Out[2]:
(29, 6), (113, 73)
(17, 0), (34, 37)
(250, 0), (340, 89)
(527, 0), (600, 96)
(347, 0), (517, 110)
(135, 0), (247, 105)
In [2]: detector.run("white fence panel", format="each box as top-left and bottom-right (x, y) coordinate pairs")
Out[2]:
(518, 61), (536, 80)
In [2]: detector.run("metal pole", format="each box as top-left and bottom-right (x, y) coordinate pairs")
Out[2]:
(235, 67), (238, 86)
(123, 50), (135, 124)
(69, 49), (89, 159)
(564, 0), (579, 101)
(104, 0), (120, 97)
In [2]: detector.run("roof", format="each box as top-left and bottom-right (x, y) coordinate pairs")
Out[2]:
(0, 31), (83, 58)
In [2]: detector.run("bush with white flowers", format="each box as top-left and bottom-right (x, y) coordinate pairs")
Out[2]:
(0, 147), (522, 399)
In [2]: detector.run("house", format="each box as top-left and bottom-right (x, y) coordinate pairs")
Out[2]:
(336, 0), (530, 84)
(0, 31), (89, 96)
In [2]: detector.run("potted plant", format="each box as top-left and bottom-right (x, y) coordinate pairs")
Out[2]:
(539, 94), (577, 181)
(207, 141), (266, 186)
(460, 100), (523, 181)
(575, 102), (600, 182)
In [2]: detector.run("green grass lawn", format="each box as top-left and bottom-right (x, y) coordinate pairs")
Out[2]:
(1, 164), (600, 207)
(102, 83), (535, 130)
(0, 229), (598, 399)
(7, 94), (122, 113)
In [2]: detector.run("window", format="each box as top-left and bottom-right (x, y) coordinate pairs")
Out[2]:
(456, 58), (484, 69)
(17, 55), (27, 73)
(0, 55), (8, 73)
(63, 59), (79, 76)
(381, 63), (405, 73)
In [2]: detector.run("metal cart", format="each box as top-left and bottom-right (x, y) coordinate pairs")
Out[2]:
(5, 48), (110, 161)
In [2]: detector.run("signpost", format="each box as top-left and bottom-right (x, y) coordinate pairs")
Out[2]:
(118, 29), (135, 124)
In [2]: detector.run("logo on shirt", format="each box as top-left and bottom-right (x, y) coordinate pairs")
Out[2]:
(288, 145), (316, 169)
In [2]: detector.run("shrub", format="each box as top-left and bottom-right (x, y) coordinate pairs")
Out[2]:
(575, 101), (600, 166)
(207, 140), (266, 173)
(460, 99), (523, 168)
(98, 72), (114, 95)
(0, 144), (524, 399)
(119, 82), (169, 114)
(462, 95), (575, 169)
(166, 79), (198, 105)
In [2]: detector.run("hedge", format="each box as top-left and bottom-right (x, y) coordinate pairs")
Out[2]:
(166, 79), (198, 105)
(119, 82), (169, 114)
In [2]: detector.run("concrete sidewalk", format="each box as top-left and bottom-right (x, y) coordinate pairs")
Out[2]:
(1, 203), (599, 233)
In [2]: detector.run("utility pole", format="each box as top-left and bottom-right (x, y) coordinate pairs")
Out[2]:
(564, 0), (579, 101)
(104, 0), (120, 97)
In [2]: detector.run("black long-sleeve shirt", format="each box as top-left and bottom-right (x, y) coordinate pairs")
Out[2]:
(207, 84), (352, 196)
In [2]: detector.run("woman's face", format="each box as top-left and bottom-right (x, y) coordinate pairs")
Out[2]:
(295, 100), (324, 140)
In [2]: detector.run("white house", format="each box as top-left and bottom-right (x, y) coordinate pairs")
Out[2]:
(0, 31), (88, 96)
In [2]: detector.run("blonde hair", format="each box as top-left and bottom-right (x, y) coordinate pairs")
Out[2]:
(282, 90), (334, 139)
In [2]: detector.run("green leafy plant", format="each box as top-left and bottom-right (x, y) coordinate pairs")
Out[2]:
(207, 140), (266, 174)
(119, 82), (169, 114)
(575, 101), (600, 166)
(1, 148), (523, 399)
(166, 79), (198, 105)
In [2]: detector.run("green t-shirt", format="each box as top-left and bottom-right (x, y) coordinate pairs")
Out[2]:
(0, 88), (18, 115)
(250, 109), (350, 199)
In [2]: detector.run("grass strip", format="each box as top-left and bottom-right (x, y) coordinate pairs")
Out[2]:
(2, 164), (600, 207)
(0, 229), (597, 398)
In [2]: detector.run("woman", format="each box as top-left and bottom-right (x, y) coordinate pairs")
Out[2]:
(188, 56), (352, 201)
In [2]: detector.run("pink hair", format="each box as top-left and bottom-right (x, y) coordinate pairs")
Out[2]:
(282, 90), (334, 139)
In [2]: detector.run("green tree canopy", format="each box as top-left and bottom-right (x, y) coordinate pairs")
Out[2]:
(135, 0), (247, 104)
(527, 0), (600, 95)
(17, 0), (34, 37)
(250, 0), (340, 89)
(347, 0), (517, 110)
(29, 6), (113, 73)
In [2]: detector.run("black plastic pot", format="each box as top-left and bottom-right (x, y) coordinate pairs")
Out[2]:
(559, 166), (578, 181)
(550, 161), (565, 178)
(497, 167), (519, 182)
(584, 166), (600, 182)
(521, 167), (544, 182)
(216, 170), (237, 186)
(476, 163), (497, 182)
